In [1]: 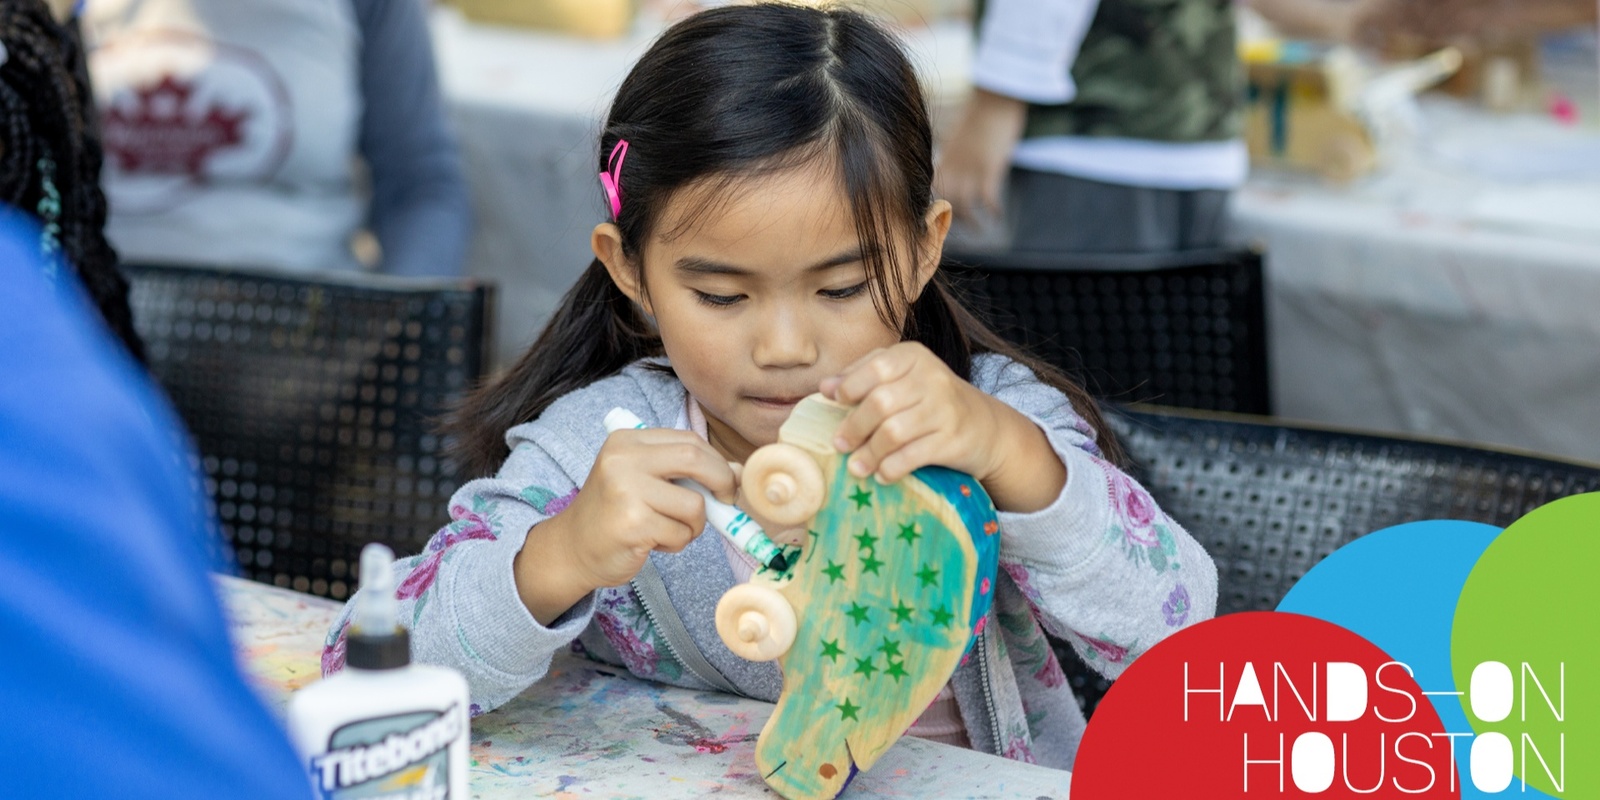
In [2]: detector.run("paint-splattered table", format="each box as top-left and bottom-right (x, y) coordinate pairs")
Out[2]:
(222, 576), (1072, 799)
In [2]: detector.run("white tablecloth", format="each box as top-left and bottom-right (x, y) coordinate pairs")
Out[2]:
(1232, 98), (1600, 462)
(430, 7), (973, 365)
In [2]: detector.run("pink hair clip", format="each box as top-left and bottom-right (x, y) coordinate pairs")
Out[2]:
(599, 139), (630, 220)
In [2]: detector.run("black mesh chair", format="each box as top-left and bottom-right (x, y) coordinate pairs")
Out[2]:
(1056, 406), (1600, 716)
(943, 248), (1270, 414)
(126, 264), (495, 600)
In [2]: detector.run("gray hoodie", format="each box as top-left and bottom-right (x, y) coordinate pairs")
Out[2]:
(322, 354), (1218, 770)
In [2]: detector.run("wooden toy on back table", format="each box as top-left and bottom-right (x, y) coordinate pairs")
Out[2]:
(1241, 40), (1462, 180)
(715, 394), (1001, 800)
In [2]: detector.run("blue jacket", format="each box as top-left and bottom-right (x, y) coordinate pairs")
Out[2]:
(0, 211), (310, 799)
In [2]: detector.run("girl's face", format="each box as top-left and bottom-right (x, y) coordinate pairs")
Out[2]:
(595, 158), (951, 463)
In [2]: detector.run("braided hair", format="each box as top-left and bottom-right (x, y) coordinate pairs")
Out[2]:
(1, 0), (144, 361)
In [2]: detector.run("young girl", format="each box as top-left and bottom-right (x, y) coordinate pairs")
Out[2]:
(323, 3), (1216, 770)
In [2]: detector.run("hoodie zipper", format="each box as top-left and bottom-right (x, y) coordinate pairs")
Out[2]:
(974, 623), (1004, 756)
(630, 576), (704, 688)
(629, 573), (743, 696)
(631, 578), (680, 668)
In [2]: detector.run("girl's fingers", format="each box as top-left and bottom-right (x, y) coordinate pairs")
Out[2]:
(615, 430), (738, 503)
(820, 348), (880, 400)
(650, 523), (699, 554)
(665, 449), (738, 505)
(837, 346), (889, 377)
(873, 431), (943, 484)
(827, 347), (914, 407)
(818, 375), (842, 400)
(823, 348), (885, 394)
(844, 402), (933, 479)
(833, 384), (921, 455)
(638, 482), (708, 552)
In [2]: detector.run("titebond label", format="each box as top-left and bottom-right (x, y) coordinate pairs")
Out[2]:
(311, 704), (461, 799)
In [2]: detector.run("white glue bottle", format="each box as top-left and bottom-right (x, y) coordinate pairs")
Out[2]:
(286, 543), (470, 800)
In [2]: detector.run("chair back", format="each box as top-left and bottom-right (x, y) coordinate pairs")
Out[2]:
(1115, 408), (1600, 614)
(127, 263), (494, 600)
(944, 248), (1270, 414)
(1057, 407), (1600, 716)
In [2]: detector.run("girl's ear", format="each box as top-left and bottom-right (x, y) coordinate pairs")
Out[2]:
(913, 199), (954, 294)
(592, 223), (653, 315)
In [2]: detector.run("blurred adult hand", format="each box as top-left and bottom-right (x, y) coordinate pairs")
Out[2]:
(1351, 0), (1597, 46)
(934, 88), (1028, 225)
(1247, 0), (1385, 43)
(44, 0), (74, 22)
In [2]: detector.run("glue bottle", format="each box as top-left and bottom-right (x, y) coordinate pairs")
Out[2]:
(286, 543), (470, 799)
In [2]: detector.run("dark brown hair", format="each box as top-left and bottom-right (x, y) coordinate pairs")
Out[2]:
(1, 0), (144, 361)
(447, 3), (1123, 477)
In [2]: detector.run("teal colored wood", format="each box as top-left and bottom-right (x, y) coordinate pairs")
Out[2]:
(746, 449), (1000, 800)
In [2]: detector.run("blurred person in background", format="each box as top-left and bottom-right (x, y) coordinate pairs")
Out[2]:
(2, 0), (143, 360)
(936, 0), (1245, 254)
(81, 0), (471, 278)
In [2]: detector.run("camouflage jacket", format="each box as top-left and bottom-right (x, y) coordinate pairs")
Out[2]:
(977, 0), (1243, 142)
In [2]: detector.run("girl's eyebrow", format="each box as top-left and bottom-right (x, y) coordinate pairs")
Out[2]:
(674, 248), (866, 277)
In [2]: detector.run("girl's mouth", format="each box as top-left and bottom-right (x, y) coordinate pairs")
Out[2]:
(748, 396), (805, 409)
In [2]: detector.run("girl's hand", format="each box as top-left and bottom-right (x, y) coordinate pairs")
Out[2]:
(514, 429), (736, 624)
(819, 343), (1065, 512)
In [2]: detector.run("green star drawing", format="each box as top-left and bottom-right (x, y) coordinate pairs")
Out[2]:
(849, 485), (872, 509)
(822, 560), (846, 584)
(890, 600), (914, 624)
(877, 636), (902, 659)
(854, 528), (877, 552)
(860, 553), (884, 575)
(884, 659), (909, 682)
(820, 638), (844, 663)
(930, 605), (954, 627)
(916, 563), (940, 588)
(846, 602), (871, 626)
(853, 656), (878, 677)
(896, 522), (920, 545)
(837, 698), (861, 721)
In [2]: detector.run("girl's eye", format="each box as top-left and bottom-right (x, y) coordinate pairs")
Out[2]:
(693, 290), (744, 307)
(820, 282), (868, 300)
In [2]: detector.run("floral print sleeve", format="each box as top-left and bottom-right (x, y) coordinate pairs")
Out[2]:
(321, 437), (596, 715)
(974, 356), (1218, 681)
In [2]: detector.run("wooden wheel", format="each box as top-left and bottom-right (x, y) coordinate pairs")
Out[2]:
(741, 443), (825, 527)
(715, 584), (797, 662)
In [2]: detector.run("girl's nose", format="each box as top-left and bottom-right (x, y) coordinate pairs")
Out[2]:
(752, 307), (818, 369)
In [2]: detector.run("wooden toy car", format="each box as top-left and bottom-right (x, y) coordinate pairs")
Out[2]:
(714, 394), (1001, 799)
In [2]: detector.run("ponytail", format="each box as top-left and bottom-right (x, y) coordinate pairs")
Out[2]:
(444, 260), (661, 477)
